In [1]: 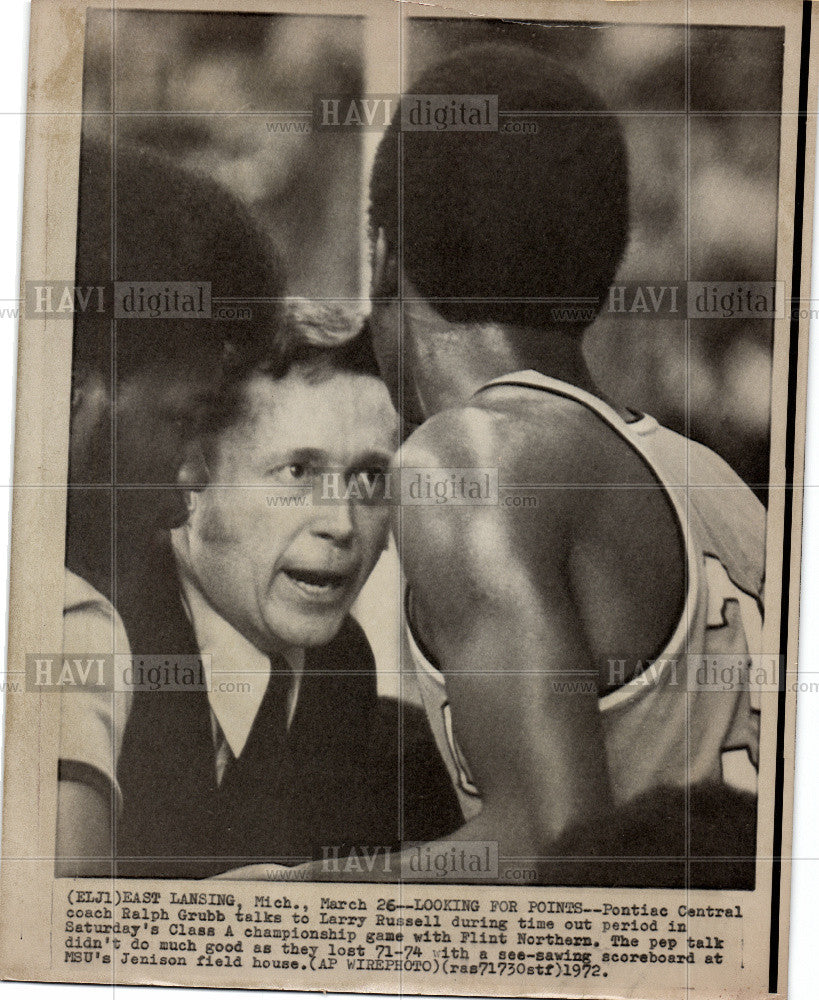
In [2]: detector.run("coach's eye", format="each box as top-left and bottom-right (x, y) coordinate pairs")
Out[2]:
(350, 468), (389, 502)
(269, 462), (318, 486)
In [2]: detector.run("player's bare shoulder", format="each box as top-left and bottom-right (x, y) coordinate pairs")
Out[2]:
(405, 388), (568, 464)
(395, 388), (610, 497)
(390, 391), (594, 595)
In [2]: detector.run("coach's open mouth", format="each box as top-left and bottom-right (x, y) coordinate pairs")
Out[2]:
(280, 566), (353, 599)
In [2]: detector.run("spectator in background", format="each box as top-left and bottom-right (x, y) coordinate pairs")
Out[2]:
(59, 136), (285, 875)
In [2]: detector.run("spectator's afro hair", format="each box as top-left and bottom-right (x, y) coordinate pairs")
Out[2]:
(538, 783), (757, 889)
(73, 137), (286, 384)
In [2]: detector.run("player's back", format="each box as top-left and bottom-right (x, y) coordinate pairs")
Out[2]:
(402, 370), (764, 817)
(586, 397), (765, 801)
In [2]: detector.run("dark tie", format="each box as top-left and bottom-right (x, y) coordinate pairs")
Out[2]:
(216, 656), (292, 787)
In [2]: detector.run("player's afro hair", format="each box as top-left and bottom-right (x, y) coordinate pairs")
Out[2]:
(73, 137), (286, 385)
(369, 44), (630, 332)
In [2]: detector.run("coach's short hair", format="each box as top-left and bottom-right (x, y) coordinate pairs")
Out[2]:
(272, 298), (381, 381)
(369, 44), (630, 332)
(202, 298), (383, 452)
(73, 137), (285, 385)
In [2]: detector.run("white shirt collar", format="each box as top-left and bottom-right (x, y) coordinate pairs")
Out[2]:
(176, 572), (304, 761)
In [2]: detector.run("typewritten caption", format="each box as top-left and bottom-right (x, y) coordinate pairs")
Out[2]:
(60, 887), (744, 986)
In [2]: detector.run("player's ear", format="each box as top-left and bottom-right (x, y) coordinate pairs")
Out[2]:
(177, 440), (210, 511)
(370, 228), (398, 299)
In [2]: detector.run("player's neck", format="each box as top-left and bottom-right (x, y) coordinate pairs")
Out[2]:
(412, 323), (602, 417)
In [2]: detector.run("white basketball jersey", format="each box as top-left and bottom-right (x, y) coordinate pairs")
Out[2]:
(407, 370), (765, 821)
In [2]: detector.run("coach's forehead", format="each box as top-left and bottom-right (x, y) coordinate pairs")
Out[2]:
(236, 368), (398, 456)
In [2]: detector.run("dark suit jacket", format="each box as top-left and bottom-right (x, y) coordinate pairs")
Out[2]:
(113, 534), (461, 878)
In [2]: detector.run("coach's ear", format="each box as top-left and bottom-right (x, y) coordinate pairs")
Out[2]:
(370, 228), (398, 299)
(177, 441), (210, 509)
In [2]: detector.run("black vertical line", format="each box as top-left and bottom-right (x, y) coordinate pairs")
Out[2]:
(769, 2), (812, 992)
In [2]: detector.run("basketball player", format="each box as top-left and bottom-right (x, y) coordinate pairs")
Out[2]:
(364, 43), (764, 866)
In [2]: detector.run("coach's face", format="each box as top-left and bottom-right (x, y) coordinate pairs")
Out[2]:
(179, 368), (398, 652)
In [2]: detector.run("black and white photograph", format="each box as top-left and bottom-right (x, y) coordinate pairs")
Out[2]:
(59, 6), (776, 886)
(0, 1), (816, 998)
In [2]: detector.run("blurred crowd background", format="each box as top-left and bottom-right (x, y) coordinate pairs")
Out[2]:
(82, 10), (364, 299)
(81, 10), (783, 495)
